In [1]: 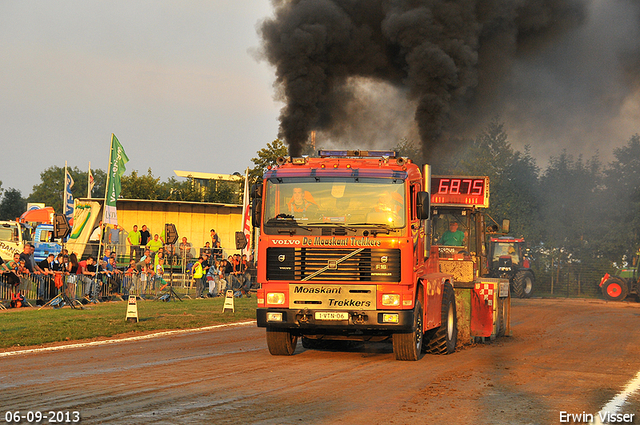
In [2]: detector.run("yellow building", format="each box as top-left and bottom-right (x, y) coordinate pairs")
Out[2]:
(70, 198), (243, 259)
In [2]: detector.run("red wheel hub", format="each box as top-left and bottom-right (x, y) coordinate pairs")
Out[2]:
(606, 284), (621, 297)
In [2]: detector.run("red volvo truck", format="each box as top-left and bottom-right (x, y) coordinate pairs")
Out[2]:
(253, 150), (510, 360)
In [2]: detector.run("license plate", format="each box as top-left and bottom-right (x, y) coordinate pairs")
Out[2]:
(314, 312), (349, 321)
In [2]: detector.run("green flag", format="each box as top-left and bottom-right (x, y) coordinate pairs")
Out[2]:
(103, 134), (129, 225)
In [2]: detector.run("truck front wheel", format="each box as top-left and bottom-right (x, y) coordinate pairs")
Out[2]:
(393, 300), (423, 361)
(266, 329), (298, 355)
(602, 277), (628, 301)
(423, 282), (457, 354)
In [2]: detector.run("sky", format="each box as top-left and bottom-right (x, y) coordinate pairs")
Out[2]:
(0, 1), (280, 196)
(1, 0), (639, 199)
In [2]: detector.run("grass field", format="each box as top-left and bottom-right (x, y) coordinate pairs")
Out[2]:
(0, 296), (257, 350)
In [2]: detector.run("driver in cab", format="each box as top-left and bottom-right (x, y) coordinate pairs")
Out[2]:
(287, 187), (317, 218)
(440, 221), (465, 246)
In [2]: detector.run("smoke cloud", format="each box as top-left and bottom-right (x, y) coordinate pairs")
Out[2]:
(259, 0), (640, 162)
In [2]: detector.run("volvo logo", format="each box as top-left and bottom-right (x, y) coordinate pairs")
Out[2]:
(278, 254), (286, 262)
(381, 256), (388, 263)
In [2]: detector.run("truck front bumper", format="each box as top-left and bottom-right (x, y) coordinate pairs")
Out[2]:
(257, 307), (415, 333)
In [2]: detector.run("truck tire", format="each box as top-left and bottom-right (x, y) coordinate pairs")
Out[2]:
(512, 270), (534, 298)
(602, 277), (628, 301)
(393, 300), (423, 361)
(423, 282), (457, 355)
(266, 329), (298, 355)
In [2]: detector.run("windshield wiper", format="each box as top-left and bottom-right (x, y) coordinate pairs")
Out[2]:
(347, 222), (395, 234)
(266, 215), (312, 233)
(304, 222), (358, 232)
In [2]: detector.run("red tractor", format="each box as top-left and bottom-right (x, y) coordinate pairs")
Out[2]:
(487, 236), (535, 298)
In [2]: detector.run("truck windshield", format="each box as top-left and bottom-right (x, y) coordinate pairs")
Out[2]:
(264, 177), (406, 230)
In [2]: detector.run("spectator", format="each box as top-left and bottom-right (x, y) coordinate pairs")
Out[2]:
(136, 255), (153, 274)
(155, 256), (166, 290)
(147, 234), (163, 258)
(66, 253), (79, 299)
(192, 256), (205, 299)
(5, 253), (22, 287)
(106, 256), (123, 294)
(127, 224), (141, 262)
(154, 247), (165, 271)
(201, 242), (212, 257)
(233, 254), (251, 298)
(23, 244), (45, 300)
(210, 229), (220, 247)
(139, 225), (151, 250)
(80, 256), (98, 300)
(212, 241), (223, 261)
(206, 259), (223, 297)
(0, 254), (20, 287)
(179, 236), (192, 260)
(102, 248), (112, 263)
(124, 259), (139, 295)
(138, 259), (153, 294)
(37, 253), (55, 303)
(139, 248), (152, 262)
(108, 224), (120, 252)
(240, 254), (255, 293)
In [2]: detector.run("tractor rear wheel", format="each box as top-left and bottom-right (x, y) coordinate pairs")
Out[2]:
(266, 329), (298, 355)
(602, 277), (628, 301)
(423, 282), (457, 355)
(512, 270), (534, 298)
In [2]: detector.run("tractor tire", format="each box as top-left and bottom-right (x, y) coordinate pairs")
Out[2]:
(423, 282), (458, 355)
(393, 300), (424, 361)
(512, 270), (534, 298)
(266, 329), (298, 356)
(602, 277), (628, 302)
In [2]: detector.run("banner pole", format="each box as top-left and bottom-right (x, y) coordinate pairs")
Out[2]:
(98, 136), (115, 263)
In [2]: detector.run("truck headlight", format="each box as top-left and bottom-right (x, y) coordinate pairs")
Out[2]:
(266, 292), (285, 305)
(382, 293), (400, 306)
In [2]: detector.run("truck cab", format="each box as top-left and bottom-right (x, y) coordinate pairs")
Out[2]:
(32, 224), (62, 262)
(0, 221), (32, 262)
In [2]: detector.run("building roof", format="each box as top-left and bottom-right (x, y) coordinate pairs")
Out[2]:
(173, 170), (243, 181)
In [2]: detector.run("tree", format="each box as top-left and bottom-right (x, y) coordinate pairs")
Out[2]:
(392, 138), (422, 162)
(249, 139), (289, 184)
(0, 188), (26, 221)
(27, 165), (106, 213)
(601, 134), (640, 261)
(120, 169), (164, 200)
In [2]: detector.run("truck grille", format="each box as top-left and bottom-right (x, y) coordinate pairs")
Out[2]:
(266, 248), (401, 282)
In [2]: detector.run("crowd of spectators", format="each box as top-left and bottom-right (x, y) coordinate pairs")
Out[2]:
(1, 224), (257, 307)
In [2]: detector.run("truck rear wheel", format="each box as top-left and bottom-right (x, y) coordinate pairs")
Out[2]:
(602, 277), (628, 301)
(393, 300), (423, 361)
(266, 329), (298, 355)
(423, 282), (457, 355)
(512, 270), (534, 298)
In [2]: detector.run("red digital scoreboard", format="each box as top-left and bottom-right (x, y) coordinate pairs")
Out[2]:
(430, 176), (490, 208)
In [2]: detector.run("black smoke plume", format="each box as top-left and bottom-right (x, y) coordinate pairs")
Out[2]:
(259, 0), (639, 162)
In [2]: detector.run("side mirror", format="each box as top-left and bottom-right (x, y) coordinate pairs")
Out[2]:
(251, 183), (263, 199)
(252, 198), (262, 228)
(416, 192), (430, 220)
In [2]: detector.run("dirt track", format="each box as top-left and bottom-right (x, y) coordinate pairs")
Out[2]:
(1, 298), (640, 424)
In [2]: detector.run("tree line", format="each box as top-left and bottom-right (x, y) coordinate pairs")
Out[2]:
(416, 120), (640, 295)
